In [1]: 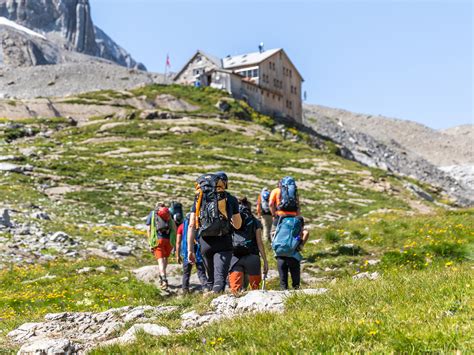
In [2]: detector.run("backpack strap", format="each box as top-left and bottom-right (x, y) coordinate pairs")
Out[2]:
(276, 189), (282, 211)
(195, 184), (203, 229)
(149, 210), (158, 248)
(225, 192), (231, 221)
(256, 194), (261, 215)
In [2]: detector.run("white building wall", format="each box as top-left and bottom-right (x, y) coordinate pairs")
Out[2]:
(174, 54), (219, 85)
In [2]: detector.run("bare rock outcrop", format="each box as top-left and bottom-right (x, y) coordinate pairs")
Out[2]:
(9, 289), (329, 351)
(0, 62), (164, 99)
(0, 0), (145, 69)
(304, 106), (474, 206)
(18, 338), (80, 355)
(181, 289), (328, 329)
(9, 306), (176, 352)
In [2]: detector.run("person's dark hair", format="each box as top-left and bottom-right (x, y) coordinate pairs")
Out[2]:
(238, 196), (252, 212)
(155, 202), (166, 210)
(296, 215), (305, 227)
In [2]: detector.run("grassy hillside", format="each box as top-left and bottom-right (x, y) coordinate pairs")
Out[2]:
(0, 85), (472, 352)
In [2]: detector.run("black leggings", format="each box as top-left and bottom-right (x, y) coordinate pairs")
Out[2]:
(201, 248), (233, 293)
(276, 256), (301, 290)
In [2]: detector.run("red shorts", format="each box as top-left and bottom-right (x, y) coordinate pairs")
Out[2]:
(152, 238), (172, 259)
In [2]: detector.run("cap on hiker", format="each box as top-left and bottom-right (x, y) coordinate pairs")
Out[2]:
(215, 171), (228, 188)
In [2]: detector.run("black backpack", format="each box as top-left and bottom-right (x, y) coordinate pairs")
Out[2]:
(232, 205), (257, 256)
(195, 174), (231, 237)
(278, 176), (298, 212)
(170, 201), (184, 225)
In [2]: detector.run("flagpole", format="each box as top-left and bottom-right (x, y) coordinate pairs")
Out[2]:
(164, 53), (168, 84)
(164, 53), (171, 84)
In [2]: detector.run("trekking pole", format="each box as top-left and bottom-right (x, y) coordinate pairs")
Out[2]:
(261, 273), (267, 291)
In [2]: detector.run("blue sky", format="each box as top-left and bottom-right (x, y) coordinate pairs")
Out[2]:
(91, 0), (472, 129)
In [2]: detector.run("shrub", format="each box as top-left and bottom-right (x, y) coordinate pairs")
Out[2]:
(336, 243), (363, 256)
(324, 230), (340, 243)
(422, 242), (466, 260)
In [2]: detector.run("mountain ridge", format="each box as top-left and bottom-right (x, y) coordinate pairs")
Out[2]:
(304, 104), (473, 201)
(0, 0), (145, 69)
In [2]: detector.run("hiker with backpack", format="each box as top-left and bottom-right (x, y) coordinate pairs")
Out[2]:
(169, 201), (184, 227)
(229, 197), (269, 293)
(146, 204), (177, 290)
(176, 212), (209, 293)
(256, 187), (272, 243)
(187, 172), (242, 293)
(269, 176), (300, 228)
(170, 201), (184, 255)
(272, 215), (310, 290)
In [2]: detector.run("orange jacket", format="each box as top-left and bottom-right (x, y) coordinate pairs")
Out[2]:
(269, 188), (299, 216)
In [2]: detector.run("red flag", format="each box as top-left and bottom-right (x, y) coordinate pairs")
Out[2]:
(166, 54), (171, 68)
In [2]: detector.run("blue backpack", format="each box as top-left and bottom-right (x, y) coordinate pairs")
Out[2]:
(278, 176), (298, 212)
(181, 217), (203, 263)
(272, 216), (302, 257)
(260, 189), (271, 214)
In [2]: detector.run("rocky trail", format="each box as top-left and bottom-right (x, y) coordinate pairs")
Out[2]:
(8, 288), (329, 354)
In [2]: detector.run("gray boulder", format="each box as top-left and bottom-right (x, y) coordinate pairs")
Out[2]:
(50, 231), (71, 243)
(18, 338), (80, 355)
(404, 182), (434, 202)
(104, 323), (171, 346)
(0, 162), (32, 173)
(104, 241), (117, 252)
(116, 245), (133, 256)
(353, 271), (380, 280)
(215, 99), (231, 112)
(182, 289), (328, 329)
(32, 211), (50, 220)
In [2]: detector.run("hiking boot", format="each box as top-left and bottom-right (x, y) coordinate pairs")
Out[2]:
(202, 289), (214, 297)
(159, 277), (168, 290)
(178, 288), (189, 295)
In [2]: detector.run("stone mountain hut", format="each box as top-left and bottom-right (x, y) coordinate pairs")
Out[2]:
(174, 48), (304, 123)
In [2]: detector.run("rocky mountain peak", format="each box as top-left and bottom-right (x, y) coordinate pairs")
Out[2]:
(0, 0), (145, 70)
